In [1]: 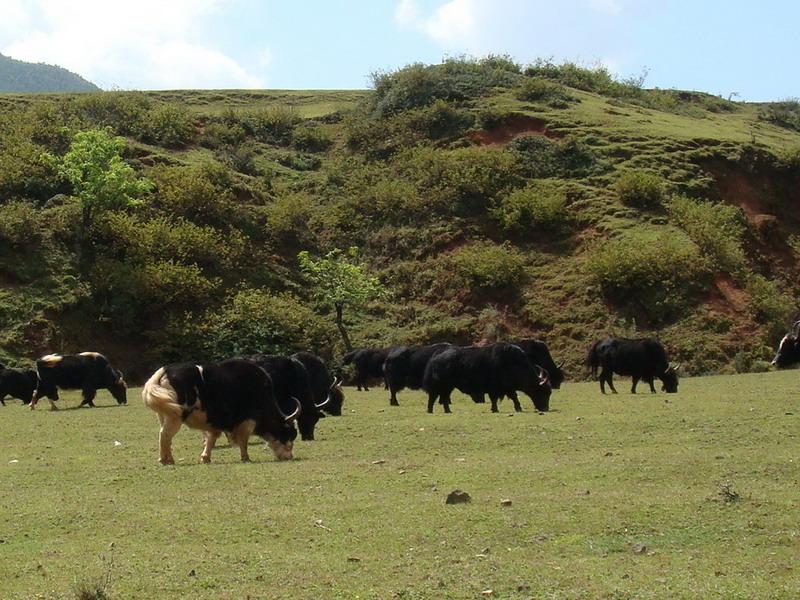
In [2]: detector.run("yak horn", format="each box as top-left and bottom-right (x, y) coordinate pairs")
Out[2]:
(556, 361), (565, 369)
(315, 392), (332, 409)
(279, 397), (302, 422)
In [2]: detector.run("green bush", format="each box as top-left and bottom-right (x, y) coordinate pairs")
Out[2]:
(524, 59), (643, 99)
(150, 162), (236, 224)
(491, 181), (570, 232)
(371, 56), (522, 116)
(201, 121), (246, 149)
(451, 241), (526, 291)
(291, 124), (334, 152)
(71, 92), (152, 136)
(510, 135), (596, 178)
(0, 201), (43, 247)
(277, 151), (321, 171)
(667, 195), (746, 272)
(96, 212), (246, 274)
(616, 170), (666, 209)
(90, 257), (220, 329)
(189, 288), (335, 359)
(397, 145), (519, 214)
(586, 230), (709, 323)
(516, 78), (576, 108)
(239, 106), (300, 144)
(759, 99), (800, 132)
(139, 104), (196, 148)
(264, 191), (318, 243)
(745, 274), (795, 341)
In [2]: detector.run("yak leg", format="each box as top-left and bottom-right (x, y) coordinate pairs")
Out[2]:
(631, 377), (639, 394)
(47, 390), (60, 411)
(158, 416), (182, 465)
(602, 370), (617, 394)
(0, 394), (5, 406)
(442, 391), (452, 414)
(200, 430), (221, 464)
(469, 393), (485, 404)
(490, 394), (500, 413)
(507, 391), (523, 412)
(427, 392), (438, 414)
(389, 386), (400, 407)
(80, 387), (96, 407)
(232, 420), (256, 463)
(647, 377), (657, 393)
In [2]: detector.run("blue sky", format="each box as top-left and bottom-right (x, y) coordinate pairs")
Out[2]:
(0, 0), (797, 100)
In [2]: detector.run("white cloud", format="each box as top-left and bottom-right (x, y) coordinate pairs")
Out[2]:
(423, 0), (478, 46)
(0, 0), (265, 89)
(256, 47), (273, 69)
(394, 0), (419, 27)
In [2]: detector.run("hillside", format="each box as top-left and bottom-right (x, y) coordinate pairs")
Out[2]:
(0, 53), (99, 93)
(1, 58), (799, 379)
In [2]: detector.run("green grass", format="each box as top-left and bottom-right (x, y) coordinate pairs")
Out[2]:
(2, 371), (798, 599)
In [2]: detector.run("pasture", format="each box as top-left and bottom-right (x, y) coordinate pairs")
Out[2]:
(1, 371), (798, 599)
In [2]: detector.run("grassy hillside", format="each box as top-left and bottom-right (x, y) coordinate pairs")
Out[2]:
(1, 371), (798, 598)
(0, 53), (99, 93)
(1, 58), (799, 378)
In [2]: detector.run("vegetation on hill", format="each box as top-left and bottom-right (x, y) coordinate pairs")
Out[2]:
(0, 53), (99, 93)
(1, 57), (799, 378)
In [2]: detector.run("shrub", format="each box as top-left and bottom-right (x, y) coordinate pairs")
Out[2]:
(183, 288), (336, 359)
(200, 121), (246, 149)
(0, 201), (43, 247)
(370, 56), (522, 116)
(586, 230), (709, 323)
(524, 59), (643, 99)
(745, 274), (795, 341)
(71, 92), (152, 136)
(491, 181), (570, 232)
(291, 124), (334, 152)
(510, 135), (596, 178)
(616, 170), (666, 209)
(264, 191), (318, 243)
(277, 151), (321, 171)
(150, 162), (235, 224)
(667, 195), (746, 272)
(140, 104), (196, 148)
(239, 106), (300, 144)
(397, 145), (519, 214)
(451, 241), (526, 291)
(759, 99), (800, 132)
(516, 78), (576, 108)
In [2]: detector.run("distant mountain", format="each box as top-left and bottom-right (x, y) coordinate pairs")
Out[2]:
(0, 53), (99, 93)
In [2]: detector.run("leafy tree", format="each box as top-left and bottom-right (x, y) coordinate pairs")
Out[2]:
(45, 128), (151, 271)
(298, 247), (385, 352)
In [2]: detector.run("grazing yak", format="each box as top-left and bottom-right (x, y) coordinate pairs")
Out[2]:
(30, 352), (127, 410)
(383, 343), (454, 406)
(423, 343), (552, 414)
(291, 351), (344, 416)
(247, 354), (331, 441)
(142, 358), (300, 465)
(772, 320), (800, 368)
(511, 339), (565, 389)
(587, 337), (679, 394)
(0, 367), (38, 405)
(341, 347), (393, 391)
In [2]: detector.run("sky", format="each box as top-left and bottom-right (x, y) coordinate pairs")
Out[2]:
(0, 0), (797, 100)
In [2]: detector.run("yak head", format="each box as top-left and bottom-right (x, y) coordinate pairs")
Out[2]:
(660, 364), (680, 393)
(108, 368), (128, 404)
(524, 365), (552, 412)
(772, 322), (800, 368)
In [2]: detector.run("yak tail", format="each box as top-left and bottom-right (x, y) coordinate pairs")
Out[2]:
(586, 341), (601, 380)
(340, 350), (357, 366)
(141, 367), (182, 419)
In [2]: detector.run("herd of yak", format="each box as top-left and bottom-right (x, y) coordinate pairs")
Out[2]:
(2, 321), (799, 464)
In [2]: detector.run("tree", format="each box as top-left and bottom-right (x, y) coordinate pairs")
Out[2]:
(298, 247), (385, 352)
(46, 128), (151, 272)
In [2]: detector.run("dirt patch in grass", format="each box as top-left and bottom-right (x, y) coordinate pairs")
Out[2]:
(711, 274), (747, 314)
(470, 114), (563, 146)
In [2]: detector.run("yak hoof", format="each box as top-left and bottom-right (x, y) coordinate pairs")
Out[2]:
(200, 455), (211, 464)
(159, 458), (175, 466)
(390, 400), (399, 407)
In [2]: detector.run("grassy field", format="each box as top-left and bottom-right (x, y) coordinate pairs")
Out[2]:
(1, 371), (798, 599)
